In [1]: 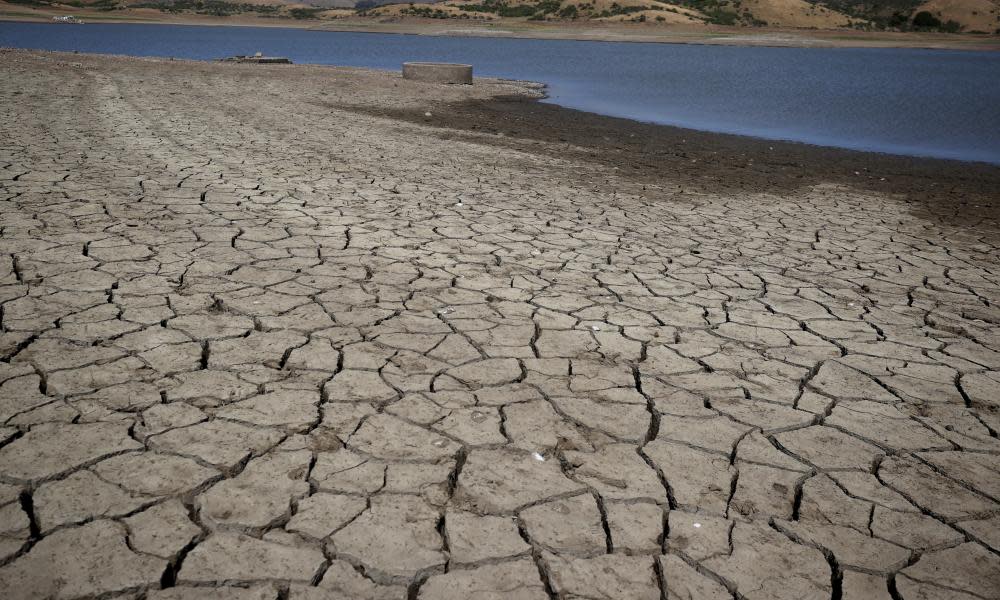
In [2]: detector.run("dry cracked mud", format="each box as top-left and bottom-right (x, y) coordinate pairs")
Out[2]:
(1, 49), (999, 600)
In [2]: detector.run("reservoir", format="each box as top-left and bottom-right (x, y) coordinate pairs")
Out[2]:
(2, 21), (999, 164)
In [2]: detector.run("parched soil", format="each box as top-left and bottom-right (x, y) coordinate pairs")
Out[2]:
(0, 49), (999, 600)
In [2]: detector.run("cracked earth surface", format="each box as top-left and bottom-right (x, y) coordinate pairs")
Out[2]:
(1, 49), (999, 600)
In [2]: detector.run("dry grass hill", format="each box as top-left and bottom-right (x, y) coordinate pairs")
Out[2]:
(740, 0), (856, 27)
(916, 0), (1000, 31)
(364, 0), (998, 30)
(819, 0), (999, 30)
(5, 0), (997, 31)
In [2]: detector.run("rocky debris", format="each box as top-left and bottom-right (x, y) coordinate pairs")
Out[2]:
(1, 49), (998, 598)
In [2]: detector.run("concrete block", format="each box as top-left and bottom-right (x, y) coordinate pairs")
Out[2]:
(402, 62), (473, 85)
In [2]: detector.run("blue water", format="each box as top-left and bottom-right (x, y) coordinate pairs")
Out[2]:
(2, 21), (999, 163)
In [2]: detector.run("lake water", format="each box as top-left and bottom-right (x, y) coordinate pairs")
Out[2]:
(2, 21), (999, 164)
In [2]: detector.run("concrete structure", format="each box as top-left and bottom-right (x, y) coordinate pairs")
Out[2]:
(402, 62), (473, 85)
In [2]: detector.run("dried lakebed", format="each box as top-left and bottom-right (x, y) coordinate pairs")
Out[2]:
(0, 50), (999, 600)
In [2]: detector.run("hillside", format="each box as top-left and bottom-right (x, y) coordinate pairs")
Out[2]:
(915, 0), (1000, 31)
(366, 0), (859, 25)
(4, 0), (328, 19)
(816, 0), (999, 30)
(369, 0), (708, 23)
(365, 0), (998, 29)
(739, 0), (857, 27)
(4, 0), (997, 31)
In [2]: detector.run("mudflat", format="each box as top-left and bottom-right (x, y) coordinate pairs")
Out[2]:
(0, 49), (999, 599)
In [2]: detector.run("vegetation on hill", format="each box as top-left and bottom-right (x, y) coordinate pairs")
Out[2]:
(366, 0), (998, 30)
(8, 0), (997, 31)
(816, 0), (997, 31)
(6, 0), (336, 18)
(132, 0), (282, 16)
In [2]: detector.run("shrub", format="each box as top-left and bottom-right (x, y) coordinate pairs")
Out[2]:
(289, 7), (322, 18)
(703, 8), (738, 25)
(912, 10), (941, 29)
(940, 19), (962, 33)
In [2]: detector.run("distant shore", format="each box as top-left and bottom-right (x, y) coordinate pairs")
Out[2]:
(2, 4), (999, 51)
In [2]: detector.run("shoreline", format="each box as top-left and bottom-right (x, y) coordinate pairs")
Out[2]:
(350, 83), (1000, 224)
(2, 48), (998, 212)
(3, 9), (1000, 51)
(0, 41), (996, 171)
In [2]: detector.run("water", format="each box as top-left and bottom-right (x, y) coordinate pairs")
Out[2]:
(2, 21), (999, 164)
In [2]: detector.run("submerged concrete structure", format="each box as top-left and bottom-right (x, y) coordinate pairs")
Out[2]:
(402, 62), (473, 84)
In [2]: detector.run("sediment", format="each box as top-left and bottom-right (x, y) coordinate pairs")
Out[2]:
(0, 49), (998, 600)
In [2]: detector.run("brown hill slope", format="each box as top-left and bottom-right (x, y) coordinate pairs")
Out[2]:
(916, 0), (1000, 31)
(741, 0), (858, 27)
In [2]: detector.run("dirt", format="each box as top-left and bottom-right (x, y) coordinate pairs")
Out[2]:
(346, 90), (1000, 226)
(1, 49), (999, 600)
